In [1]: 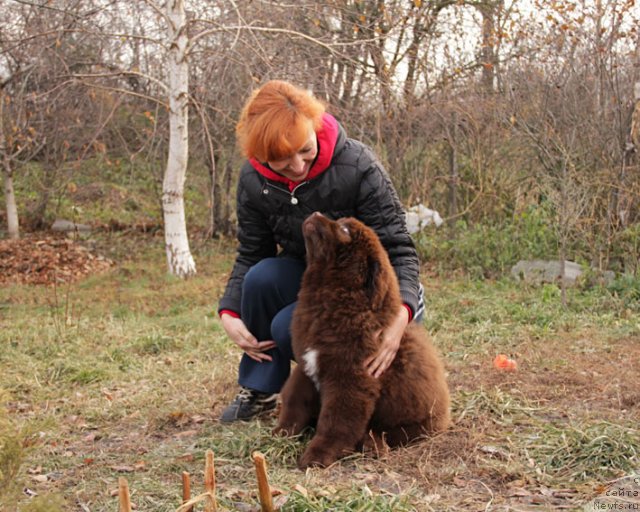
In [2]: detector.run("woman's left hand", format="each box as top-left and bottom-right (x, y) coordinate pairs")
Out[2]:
(364, 306), (410, 379)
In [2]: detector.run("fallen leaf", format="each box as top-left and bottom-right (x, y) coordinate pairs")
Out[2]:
(230, 503), (258, 512)
(109, 465), (135, 473)
(273, 494), (289, 508)
(293, 484), (308, 498)
(480, 445), (509, 458)
(175, 429), (198, 438)
(508, 488), (532, 497)
(553, 490), (579, 498)
(453, 477), (467, 487)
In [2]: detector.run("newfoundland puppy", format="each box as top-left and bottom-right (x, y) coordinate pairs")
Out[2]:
(274, 212), (450, 469)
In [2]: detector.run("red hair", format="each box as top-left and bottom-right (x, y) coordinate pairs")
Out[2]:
(236, 80), (326, 162)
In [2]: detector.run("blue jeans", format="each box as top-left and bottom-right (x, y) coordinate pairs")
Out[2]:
(238, 257), (306, 394)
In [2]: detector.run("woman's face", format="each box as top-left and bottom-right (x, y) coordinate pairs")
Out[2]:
(267, 127), (318, 183)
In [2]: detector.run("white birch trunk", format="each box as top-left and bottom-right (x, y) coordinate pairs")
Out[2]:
(3, 169), (19, 240)
(0, 90), (19, 240)
(163, 0), (196, 277)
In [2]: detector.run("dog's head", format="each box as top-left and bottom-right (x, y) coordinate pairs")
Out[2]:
(301, 212), (398, 309)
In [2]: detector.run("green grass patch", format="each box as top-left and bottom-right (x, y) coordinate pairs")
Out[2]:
(281, 486), (416, 511)
(424, 277), (640, 361)
(455, 388), (541, 427)
(415, 204), (561, 278)
(10, 157), (213, 233)
(197, 422), (305, 468)
(0, 397), (23, 508)
(525, 421), (640, 480)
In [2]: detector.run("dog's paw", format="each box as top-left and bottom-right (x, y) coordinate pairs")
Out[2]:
(272, 424), (296, 437)
(298, 446), (337, 470)
(360, 430), (390, 458)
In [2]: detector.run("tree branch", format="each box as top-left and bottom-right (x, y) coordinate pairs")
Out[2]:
(9, 0), (82, 18)
(68, 70), (169, 94)
(188, 22), (382, 65)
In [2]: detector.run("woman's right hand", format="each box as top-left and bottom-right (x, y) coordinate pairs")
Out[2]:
(220, 314), (276, 363)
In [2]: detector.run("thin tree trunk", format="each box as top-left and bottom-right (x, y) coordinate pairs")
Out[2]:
(448, 111), (458, 225)
(163, 0), (196, 277)
(559, 157), (568, 308)
(3, 169), (19, 239)
(479, 1), (499, 94)
(209, 152), (218, 238)
(0, 91), (19, 239)
(222, 159), (233, 235)
(402, 17), (422, 106)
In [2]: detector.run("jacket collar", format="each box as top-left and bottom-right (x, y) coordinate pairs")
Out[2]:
(249, 113), (342, 191)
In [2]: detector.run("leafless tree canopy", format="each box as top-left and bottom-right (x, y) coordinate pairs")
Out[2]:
(1, 0), (638, 271)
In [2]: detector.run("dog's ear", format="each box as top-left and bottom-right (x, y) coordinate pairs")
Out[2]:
(365, 255), (388, 310)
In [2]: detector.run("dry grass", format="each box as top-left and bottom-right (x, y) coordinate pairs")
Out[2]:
(1, 234), (639, 511)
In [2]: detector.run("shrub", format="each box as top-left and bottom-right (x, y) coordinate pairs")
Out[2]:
(415, 205), (560, 278)
(0, 391), (22, 509)
(607, 273), (640, 310)
(611, 223), (640, 275)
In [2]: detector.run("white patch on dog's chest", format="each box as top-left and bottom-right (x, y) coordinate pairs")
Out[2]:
(302, 348), (321, 391)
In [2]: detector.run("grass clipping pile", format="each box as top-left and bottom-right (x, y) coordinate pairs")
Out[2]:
(0, 236), (113, 286)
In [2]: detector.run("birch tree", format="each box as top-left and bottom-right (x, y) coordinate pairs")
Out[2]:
(0, 2), (38, 240)
(0, 86), (19, 239)
(162, 0), (196, 277)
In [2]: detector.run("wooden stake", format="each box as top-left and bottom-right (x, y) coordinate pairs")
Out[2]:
(182, 471), (193, 512)
(252, 451), (274, 512)
(118, 477), (132, 512)
(204, 450), (218, 512)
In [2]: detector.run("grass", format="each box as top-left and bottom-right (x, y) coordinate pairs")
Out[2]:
(0, 396), (23, 510)
(524, 421), (640, 481)
(10, 157), (213, 233)
(1, 234), (640, 511)
(454, 388), (541, 427)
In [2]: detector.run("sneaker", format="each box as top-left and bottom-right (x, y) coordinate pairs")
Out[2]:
(219, 386), (278, 423)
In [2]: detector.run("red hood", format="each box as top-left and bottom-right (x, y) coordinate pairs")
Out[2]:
(249, 113), (340, 191)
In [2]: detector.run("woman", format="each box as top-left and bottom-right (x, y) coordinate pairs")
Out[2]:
(218, 80), (424, 422)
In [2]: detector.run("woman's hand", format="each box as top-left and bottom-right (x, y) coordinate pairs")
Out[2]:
(220, 314), (276, 363)
(364, 306), (410, 379)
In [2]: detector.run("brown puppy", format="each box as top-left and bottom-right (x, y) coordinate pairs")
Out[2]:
(274, 212), (450, 469)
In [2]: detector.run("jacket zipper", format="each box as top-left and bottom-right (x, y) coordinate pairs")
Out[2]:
(289, 181), (308, 205)
(262, 181), (308, 205)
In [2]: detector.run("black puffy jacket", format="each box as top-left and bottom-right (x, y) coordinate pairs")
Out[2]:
(218, 114), (420, 317)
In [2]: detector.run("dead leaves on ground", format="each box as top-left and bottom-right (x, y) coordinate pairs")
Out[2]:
(0, 235), (112, 285)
